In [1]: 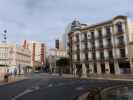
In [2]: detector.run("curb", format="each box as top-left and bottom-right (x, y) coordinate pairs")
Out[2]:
(87, 77), (133, 82)
(43, 73), (133, 82)
(63, 76), (133, 82)
(0, 77), (28, 87)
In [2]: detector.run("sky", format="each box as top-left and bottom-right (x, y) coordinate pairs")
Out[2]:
(0, 0), (133, 48)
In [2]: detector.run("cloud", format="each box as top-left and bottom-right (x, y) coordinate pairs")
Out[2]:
(0, 0), (132, 48)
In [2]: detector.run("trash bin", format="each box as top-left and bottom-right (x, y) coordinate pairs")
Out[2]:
(4, 74), (9, 82)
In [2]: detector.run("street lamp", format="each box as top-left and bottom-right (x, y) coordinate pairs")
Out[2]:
(2, 30), (7, 43)
(2, 30), (8, 73)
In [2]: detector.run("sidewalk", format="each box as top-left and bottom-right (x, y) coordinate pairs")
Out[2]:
(56, 73), (133, 82)
(0, 75), (27, 86)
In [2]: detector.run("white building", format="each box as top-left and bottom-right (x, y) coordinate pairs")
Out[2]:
(0, 43), (31, 76)
(68, 15), (133, 77)
(48, 48), (68, 72)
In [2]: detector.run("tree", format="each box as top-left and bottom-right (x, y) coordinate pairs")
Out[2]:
(56, 57), (70, 74)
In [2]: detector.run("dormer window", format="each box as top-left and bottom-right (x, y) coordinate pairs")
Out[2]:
(106, 27), (111, 34)
(116, 22), (123, 33)
(106, 27), (111, 37)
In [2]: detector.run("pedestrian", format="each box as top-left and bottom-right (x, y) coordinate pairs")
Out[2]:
(4, 72), (9, 82)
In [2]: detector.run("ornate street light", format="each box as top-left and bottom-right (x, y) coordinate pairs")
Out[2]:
(2, 30), (8, 72)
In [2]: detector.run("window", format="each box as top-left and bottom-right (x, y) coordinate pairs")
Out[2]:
(107, 38), (112, 47)
(84, 33), (87, 40)
(77, 54), (80, 61)
(98, 29), (102, 38)
(88, 33), (91, 39)
(84, 42), (88, 49)
(91, 31), (94, 39)
(92, 52), (96, 60)
(106, 27), (111, 34)
(116, 22), (123, 33)
(118, 36), (124, 45)
(99, 39), (103, 48)
(100, 51), (104, 59)
(106, 27), (111, 37)
(108, 50), (113, 59)
(120, 49), (126, 58)
(85, 53), (88, 60)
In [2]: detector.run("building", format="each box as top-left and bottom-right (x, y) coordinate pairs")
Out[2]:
(27, 41), (46, 70)
(68, 15), (133, 77)
(48, 48), (68, 72)
(55, 39), (60, 49)
(0, 43), (31, 76)
(62, 33), (68, 51)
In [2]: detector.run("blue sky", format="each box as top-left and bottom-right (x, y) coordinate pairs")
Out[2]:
(0, 0), (133, 48)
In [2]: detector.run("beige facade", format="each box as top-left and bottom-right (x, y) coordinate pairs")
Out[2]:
(48, 48), (68, 72)
(68, 15), (133, 77)
(28, 41), (46, 70)
(0, 43), (31, 76)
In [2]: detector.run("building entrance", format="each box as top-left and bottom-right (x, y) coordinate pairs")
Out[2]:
(101, 63), (105, 74)
(109, 62), (115, 74)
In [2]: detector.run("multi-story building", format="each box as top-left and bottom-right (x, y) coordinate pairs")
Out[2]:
(48, 48), (68, 72)
(62, 33), (68, 51)
(68, 15), (133, 77)
(0, 43), (31, 76)
(27, 41), (46, 70)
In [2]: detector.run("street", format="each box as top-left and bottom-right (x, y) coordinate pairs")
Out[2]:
(0, 73), (133, 100)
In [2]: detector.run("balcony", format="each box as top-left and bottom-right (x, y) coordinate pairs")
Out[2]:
(104, 33), (111, 38)
(120, 50), (126, 58)
(106, 43), (113, 48)
(81, 39), (88, 42)
(115, 22), (124, 35)
(116, 42), (125, 48)
(99, 44), (103, 48)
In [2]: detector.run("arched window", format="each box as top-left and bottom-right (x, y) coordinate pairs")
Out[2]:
(116, 22), (123, 33)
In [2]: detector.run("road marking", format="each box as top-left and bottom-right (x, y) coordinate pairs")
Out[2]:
(12, 89), (33, 100)
(31, 86), (40, 90)
(75, 87), (84, 91)
(12, 86), (40, 100)
(48, 84), (53, 87)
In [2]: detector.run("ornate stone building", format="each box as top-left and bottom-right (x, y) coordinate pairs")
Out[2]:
(68, 15), (133, 77)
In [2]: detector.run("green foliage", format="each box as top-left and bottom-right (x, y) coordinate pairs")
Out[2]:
(56, 57), (70, 67)
(0, 64), (9, 67)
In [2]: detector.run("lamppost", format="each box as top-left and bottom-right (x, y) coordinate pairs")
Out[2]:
(2, 30), (8, 73)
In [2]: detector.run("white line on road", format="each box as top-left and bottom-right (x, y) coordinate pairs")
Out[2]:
(75, 87), (84, 91)
(12, 86), (40, 100)
(48, 84), (53, 87)
(12, 89), (33, 100)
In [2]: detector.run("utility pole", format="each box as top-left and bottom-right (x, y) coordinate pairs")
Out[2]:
(2, 30), (8, 73)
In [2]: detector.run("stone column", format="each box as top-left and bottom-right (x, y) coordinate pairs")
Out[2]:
(130, 60), (133, 74)
(105, 62), (110, 74)
(73, 64), (77, 77)
(82, 64), (87, 78)
(114, 61), (120, 75)
(97, 62), (101, 74)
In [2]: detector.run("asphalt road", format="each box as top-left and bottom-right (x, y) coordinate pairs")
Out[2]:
(0, 73), (133, 100)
